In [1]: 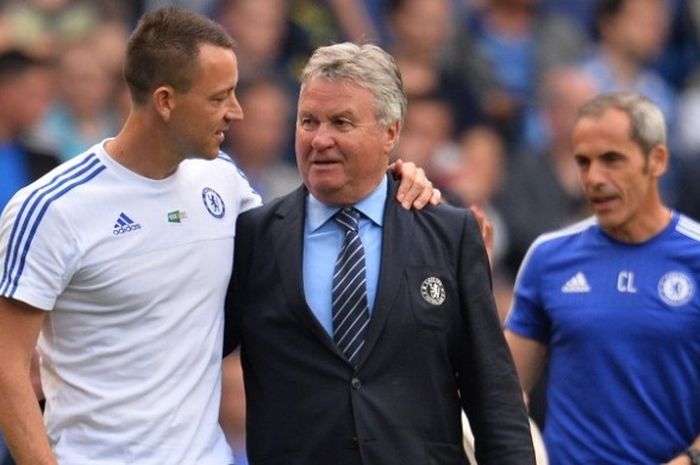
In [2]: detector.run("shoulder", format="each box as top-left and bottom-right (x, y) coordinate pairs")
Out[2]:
(183, 151), (248, 181)
(520, 216), (598, 266)
(179, 151), (248, 182)
(418, 201), (475, 227)
(532, 216), (596, 249)
(402, 203), (485, 258)
(182, 151), (262, 210)
(238, 187), (302, 226)
(0, 151), (103, 255)
(8, 149), (107, 213)
(665, 214), (700, 268)
(674, 214), (700, 244)
(406, 202), (477, 239)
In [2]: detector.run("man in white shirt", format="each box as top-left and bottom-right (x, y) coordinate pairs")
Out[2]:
(0, 8), (437, 465)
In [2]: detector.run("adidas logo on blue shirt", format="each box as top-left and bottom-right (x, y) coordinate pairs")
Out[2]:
(561, 272), (591, 293)
(113, 212), (142, 235)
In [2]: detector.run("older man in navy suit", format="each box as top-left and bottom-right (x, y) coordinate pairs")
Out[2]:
(222, 42), (534, 465)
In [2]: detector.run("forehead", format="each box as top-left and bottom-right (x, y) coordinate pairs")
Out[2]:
(191, 44), (238, 87)
(572, 108), (636, 152)
(298, 78), (376, 113)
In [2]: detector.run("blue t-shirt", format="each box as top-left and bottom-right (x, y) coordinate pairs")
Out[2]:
(507, 213), (700, 464)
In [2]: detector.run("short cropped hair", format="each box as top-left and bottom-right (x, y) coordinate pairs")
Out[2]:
(299, 42), (406, 128)
(576, 92), (667, 155)
(124, 7), (235, 104)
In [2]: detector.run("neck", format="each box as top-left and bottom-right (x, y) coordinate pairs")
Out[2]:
(310, 172), (387, 208)
(603, 202), (672, 243)
(105, 112), (182, 180)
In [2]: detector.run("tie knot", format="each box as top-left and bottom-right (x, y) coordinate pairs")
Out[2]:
(335, 207), (359, 233)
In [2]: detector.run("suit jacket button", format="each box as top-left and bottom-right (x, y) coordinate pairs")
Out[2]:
(351, 378), (362, 390)
(350, 436), (359, 449)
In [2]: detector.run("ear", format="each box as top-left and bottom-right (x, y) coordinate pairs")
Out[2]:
(152, 85), (176, 121)
(648, 144), (669, 178)
(383, 120), (401, 155)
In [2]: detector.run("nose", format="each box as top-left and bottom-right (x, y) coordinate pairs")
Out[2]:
(224, 94), (244, 122)
(583, 161), (607, 188)
(310, 123), (335, 151)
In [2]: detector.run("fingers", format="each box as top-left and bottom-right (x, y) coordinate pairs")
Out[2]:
(393, 159), (413, 207)
(409, 172), (433, 209)
(401, 166), (431, 209)
(470, 204), (494, 267)
(429, 188), (442, 205)
(393, 160), (437, 209)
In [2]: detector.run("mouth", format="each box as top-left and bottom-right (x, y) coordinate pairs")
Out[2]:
(310, 157), (342, 168)
(589, 194), (618, 212)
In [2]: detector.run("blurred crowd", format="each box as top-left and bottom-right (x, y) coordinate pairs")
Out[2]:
(1, 1), (699, 464)
(2, 0), (700, 316)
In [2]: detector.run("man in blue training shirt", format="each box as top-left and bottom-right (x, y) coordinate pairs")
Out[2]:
(505, 92), (700, 465)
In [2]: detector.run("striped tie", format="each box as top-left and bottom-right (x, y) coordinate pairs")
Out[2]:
(332, 208), (370, 367)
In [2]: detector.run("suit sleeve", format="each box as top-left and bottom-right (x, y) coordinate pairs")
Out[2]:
(456, 211), (535, 465)
(223, 210), (254, 357)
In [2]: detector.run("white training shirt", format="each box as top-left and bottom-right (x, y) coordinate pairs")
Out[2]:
(0, 140), (261, 464)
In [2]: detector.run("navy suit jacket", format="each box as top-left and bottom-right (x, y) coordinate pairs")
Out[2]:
(224, 176), (535, 465)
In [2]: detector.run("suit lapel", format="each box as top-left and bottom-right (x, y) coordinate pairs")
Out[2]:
(356, 176), (413, 367)
(272, 186), (345, 355)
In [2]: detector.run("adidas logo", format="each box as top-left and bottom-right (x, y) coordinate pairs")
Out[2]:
(562, 272), (591, 293)
(113, 212), (142, 236)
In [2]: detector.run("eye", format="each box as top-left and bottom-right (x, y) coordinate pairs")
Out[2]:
(574, 156), (589, 168)
(600, 152), (626, 165)
(212, 89), (234, 104)
(334, 119), (352, 129)
(299, 117), (317, 129)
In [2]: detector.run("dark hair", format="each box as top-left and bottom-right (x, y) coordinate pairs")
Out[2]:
(124, 7), (235, 104)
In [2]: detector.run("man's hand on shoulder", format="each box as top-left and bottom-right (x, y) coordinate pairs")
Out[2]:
(390, 159), (441, 209)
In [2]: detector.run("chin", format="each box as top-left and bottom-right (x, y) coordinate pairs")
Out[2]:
(596, 213), (624, 230)
(307, 184), (346, 205)
(198, 147), (221, 160)
(307, 173), (341, 192)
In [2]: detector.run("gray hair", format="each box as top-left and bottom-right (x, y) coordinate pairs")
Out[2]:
(299, 42), (406, 127)
(576, 92), (667, 154)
